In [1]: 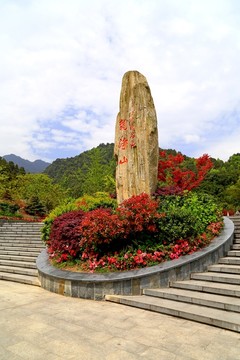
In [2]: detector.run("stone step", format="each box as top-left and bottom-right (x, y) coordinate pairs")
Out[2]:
(0, 234), (42, 238)
(0, 229), (42, 232)
(219, 257), (240, 265)
(232, 244), (240, 249)
(105, 295), (240, 332)
(0, 259), (37, 269)
(191, 271), (240, 284)
(0, 221), (42, 286)
(0, 231), (42, 235)
(0, 265), (38, 277)
(228, 250), (240, 257)
(208, 264), (240, 274)
(0, 228), (42, 233)
(0, 254), (37, 262)
(0, 225), (42, 228)
(0, 237), (44, 245)
(0, 242), (44, 248)
(0, 221), (43, 225)
(0, 246), (43, 252)
(171, 279), (240, 297)
(0, 271), (40, 286)
(0, 250), (41, 257)
(143, 287), (240, 313)
(234, 240), (240, 244)
(1, 236), (42, 242)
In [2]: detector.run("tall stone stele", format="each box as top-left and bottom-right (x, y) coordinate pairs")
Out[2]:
(114, 70), (159, 204)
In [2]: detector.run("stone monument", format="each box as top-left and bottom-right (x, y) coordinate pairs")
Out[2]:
(114, 70), (159, 204)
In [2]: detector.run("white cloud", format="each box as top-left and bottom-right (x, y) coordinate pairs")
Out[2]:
(183, 134), (202, 144)
(0, 0), (240, 162)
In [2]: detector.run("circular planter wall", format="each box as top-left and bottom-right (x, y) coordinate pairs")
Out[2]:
(36, 217), (234, 300)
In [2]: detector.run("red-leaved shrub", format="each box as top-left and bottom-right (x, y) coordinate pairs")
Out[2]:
(156, 151), (213, 195)
(117, 193), (161, 234)
(47, 210), (85, 261)
(79, 208), (128, 258)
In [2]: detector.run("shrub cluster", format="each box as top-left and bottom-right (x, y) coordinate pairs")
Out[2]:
(47, 210), (85, 263)
(156, 192), (221, 244)
(0, 202), (20, 216)
(44, 191), (223, 272)
(41, 192), (117, 243)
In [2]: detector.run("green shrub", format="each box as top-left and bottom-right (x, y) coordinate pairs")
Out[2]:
(25, 196), (46, 217)
(0, 202), (20, 217)
(75, 192), (117, 211)
(156, 192), (221, 244)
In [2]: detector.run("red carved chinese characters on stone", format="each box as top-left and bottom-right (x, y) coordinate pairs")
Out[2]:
(114, 71), (159, 203)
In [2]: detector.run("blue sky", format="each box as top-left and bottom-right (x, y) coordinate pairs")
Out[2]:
(0, 0), (240, 162)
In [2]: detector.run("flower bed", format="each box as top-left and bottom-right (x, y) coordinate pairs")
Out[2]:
(42, 192), (223, 273)
(36, 217), (234, 300)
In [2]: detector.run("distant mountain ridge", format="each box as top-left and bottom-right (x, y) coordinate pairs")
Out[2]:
(3, 154), (51, 173)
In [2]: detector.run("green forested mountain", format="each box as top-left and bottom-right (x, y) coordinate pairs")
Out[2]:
(3, 154), (50, 173)
(0, 157), (25, 198)
(0, 155), (67, 218)
(0, 144), (239, 215)
(44, 145), (240, 210)
(197, 153), (240, 209)
(44, 143), (116, 197)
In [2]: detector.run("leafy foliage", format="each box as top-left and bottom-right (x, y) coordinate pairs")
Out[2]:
(156, 192), (221, 244)
(24, 196), (46, 217)
(79, 208), (125, 257)
(116, 193), (161, 239)
(42, 192), (116, 243)
(156, 151), (213, 195)
(0, 157), (25, 199)
(77, 193), (160, 258)
(0, 202), (20, 217)
(41, 201), (78, 243)
(75, 192), (117, 211)
(197, 153), (240, 211)
(13, 174), (67, 212)
(44, 143), (116, 197)
(46, 192), (223, 272)
(47, 210), (85, 262)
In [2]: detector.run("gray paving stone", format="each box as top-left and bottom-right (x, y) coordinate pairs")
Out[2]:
(2, 281), (240, 359)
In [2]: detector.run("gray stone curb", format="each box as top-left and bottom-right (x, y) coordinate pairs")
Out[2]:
(36, 217), (234, 300)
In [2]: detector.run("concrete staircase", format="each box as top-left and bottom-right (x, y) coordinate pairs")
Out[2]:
(106, 216), (240, 332)
(0, 221), (44, 286)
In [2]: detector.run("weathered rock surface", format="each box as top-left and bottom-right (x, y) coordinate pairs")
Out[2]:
(114, 71), (159, 204)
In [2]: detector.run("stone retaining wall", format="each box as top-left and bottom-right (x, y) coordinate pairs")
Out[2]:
(36, 217), (234, 300)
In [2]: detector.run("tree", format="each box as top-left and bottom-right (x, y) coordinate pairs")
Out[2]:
(13, 174), (67, 211)
(156, 151), (213, 195)
(0, 158), (25, 199)
(81, 148), (110, 195)
(224, 177), (240, 209)
(44, 143), (115, 196)
(25, 196), (46, 217)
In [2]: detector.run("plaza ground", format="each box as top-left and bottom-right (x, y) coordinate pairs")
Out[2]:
(1, 281), (240, 360)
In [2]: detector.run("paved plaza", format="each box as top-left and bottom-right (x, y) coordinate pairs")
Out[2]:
(0, 280), (240, 360)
